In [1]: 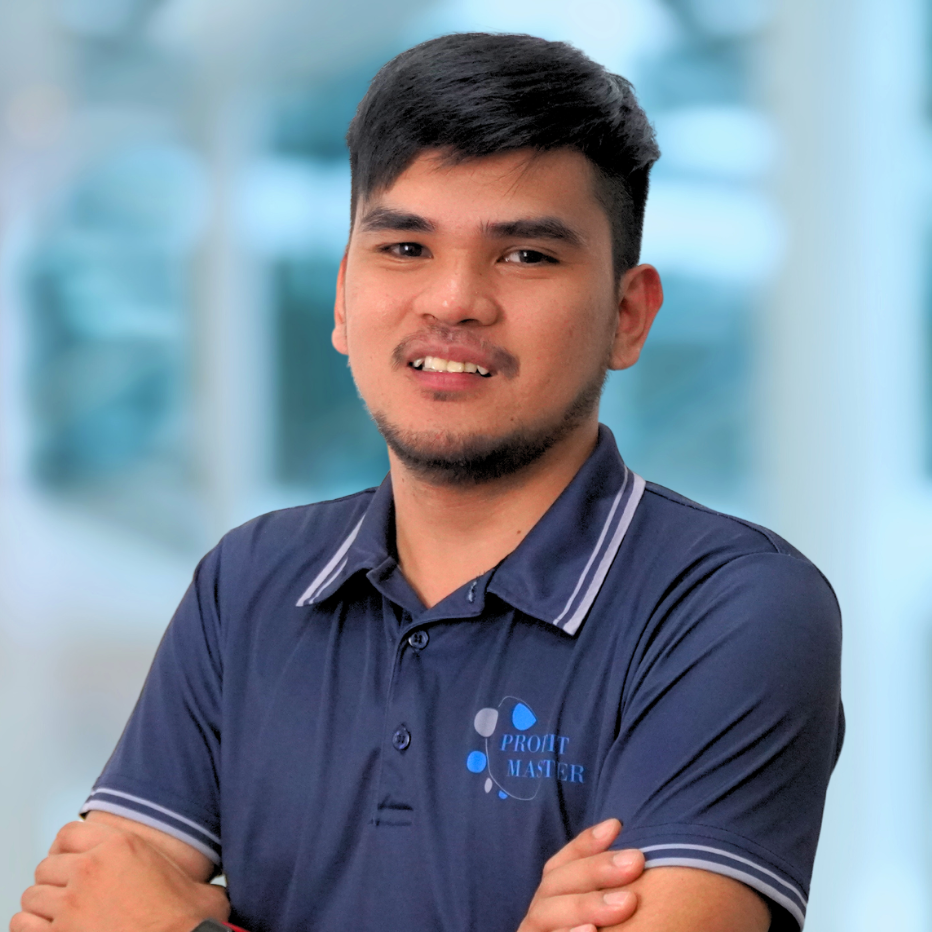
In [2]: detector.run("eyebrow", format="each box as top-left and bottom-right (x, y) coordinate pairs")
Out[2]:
(358, 206), (585, 248)
(483, 217), (584, 247)
(358, 207), (435, 233)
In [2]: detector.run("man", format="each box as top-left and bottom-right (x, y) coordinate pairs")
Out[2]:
(13, 33), (843, 932)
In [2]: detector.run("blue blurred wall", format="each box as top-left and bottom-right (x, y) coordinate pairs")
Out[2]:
(0, 1), (930, 928)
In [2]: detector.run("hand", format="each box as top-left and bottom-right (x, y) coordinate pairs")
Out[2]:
(518, 819), (644, 932)
(11, 820), (230, 932)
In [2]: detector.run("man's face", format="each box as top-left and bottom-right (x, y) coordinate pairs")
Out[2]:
(334, 147), (652, 484)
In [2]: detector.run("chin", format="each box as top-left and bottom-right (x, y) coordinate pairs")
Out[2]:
(372, 397), (602, 489)
(372, 419), (550, 486)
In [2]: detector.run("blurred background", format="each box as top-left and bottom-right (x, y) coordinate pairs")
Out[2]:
(0, 0), (929, 928)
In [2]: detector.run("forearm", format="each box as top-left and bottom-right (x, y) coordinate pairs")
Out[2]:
(598, 867), (770, 932)
(84, 810), (216, 882)
(14, 818), (230, 932)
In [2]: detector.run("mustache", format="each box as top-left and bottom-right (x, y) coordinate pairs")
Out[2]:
(391, 325), (520, 379)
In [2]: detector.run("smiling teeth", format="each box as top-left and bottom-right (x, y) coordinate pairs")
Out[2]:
(412, 356), (490, 376)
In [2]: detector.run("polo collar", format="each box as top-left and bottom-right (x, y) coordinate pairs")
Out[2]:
(296, 425), (645, 637)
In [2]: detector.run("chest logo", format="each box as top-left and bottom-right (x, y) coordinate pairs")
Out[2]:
(466, 696), (585, 801)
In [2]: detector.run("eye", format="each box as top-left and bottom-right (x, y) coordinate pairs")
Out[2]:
(503, 249), (558, 265)
(384, 242), (428, 258)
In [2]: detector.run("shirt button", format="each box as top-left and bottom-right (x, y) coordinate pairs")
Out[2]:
(407, 630), (429, 650)
(392, 726), (411, 751)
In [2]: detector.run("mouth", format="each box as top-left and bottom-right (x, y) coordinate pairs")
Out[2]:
(409, 356), (492, 377)
(393, 326), (519, 382)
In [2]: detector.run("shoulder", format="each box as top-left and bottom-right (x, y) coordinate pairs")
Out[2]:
(628, 480), (836, 598)
(605, 479), (841, 666)
(621, 480), (841, 678)
(639, 480), (808, 559)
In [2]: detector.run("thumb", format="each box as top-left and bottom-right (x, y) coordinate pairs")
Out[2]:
(48, 820), (116, 855)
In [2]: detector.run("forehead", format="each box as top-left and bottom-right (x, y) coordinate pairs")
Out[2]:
(354, 148), (610, 236)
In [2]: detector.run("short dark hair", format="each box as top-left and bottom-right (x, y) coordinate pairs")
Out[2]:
(346, 33), (660, 276)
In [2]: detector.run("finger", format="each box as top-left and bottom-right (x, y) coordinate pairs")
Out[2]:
(536, 848), (645, 898)
(10, 911), (52, 932)
(34, 854), (77, 886)
(201, 883), (234, 921)
(542, 819), (622, 875)
(20, 885), (66, 922)
(48, 820), (114, 855)
(612, 848), (646, 885)
(526, 888), (638, 931)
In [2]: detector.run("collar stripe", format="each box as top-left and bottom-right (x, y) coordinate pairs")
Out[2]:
(296, 517), (365, 607)
(558, 471), (645, 635)
(311, 556), (349, 605)
(552, 466), (630, 629)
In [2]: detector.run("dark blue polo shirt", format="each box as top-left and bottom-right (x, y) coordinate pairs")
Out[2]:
(83, 426), (843, 932)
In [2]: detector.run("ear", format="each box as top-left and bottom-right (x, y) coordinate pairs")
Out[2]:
(609, 264), (663, 371)
(332, 251), (349, 356)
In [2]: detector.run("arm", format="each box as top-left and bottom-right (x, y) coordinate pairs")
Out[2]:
(519, 819), (645, 932)
(12, 813), (229, 932)
(16, 815), (648, 932)
(599, 867), (770, 932)
(84, 810), (216, 881)
(518, 822), (768, 932)
(587, 553), (842, 932)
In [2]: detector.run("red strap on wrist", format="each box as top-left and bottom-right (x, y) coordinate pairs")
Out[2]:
(223, 925), (250, 932)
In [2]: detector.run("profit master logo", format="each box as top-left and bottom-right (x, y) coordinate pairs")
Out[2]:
(466, 696), (586, 801)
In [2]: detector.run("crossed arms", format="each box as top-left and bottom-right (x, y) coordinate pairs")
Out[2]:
(13, 810), (770, 932)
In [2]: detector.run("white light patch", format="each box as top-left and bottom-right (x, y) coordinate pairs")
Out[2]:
(690, 0), (773, 38)
(641, 181), (784, 285)
(653, 107), (778, 182)
(406, 0), (679, 76)
(236, 158), (350, 259)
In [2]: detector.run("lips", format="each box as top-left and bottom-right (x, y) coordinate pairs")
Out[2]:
(392, 326), (519, 379)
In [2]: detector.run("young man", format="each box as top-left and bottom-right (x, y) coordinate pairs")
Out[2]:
(14, 33), (843, 932)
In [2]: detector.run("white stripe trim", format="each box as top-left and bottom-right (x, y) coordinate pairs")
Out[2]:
(296, 515), (365, 607)
(552, 467), (629, 628)
(81, 801), (220, 865)
(561, 472), (646, 635)
(312, 556), (349, 603)
(640, 843), (806, 906)
(644, 856), (805, 928)
(87, 787), (221, 845)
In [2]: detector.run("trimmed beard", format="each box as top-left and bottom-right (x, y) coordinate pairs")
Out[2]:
(371, 366), (608, 487)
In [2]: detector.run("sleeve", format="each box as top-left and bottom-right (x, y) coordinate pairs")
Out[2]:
(81, 545), (225, 865)
(597, 552), (844, 931)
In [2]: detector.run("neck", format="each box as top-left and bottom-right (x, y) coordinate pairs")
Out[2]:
(390, 419), (600, 609)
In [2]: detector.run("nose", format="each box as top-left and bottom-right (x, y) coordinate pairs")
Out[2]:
(416, 254), (500, 327)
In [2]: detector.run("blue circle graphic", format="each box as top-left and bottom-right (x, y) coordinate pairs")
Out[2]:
(498, 791), (508, 799)
(512, 702), (537, 731)
(466, 751), (487, 773)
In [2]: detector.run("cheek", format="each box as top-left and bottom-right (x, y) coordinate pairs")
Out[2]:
(343, 282), (397, 357)
(519, 295), (613, 372)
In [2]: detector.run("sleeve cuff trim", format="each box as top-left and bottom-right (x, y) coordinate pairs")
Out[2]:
(81, 796), (221, 865)
(85, 787), (220, 845)
(641, 842), (805, 907)
(643, 854), (805, 929)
